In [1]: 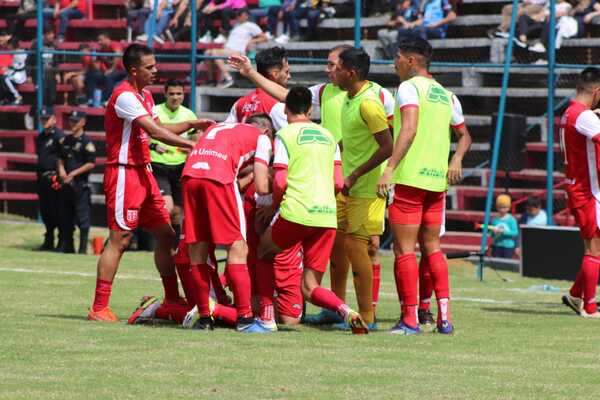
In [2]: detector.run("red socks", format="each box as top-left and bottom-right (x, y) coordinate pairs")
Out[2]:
(190, 263), (211, 317)
(372, 263), (381, 311)
(175, 264), (196, 307)
(92, 279), (113, 312)
(213, 304), (238, 326)
(427, 251), (451, 323)
(255, 259), (276, 321)
(419, 256), (433, 311)
(309, 287), (348, 317)
(579, 255), (600, 314)
(155, 302), (191, 324)
(394, 253), (419, 328)
(570, 268), (584, 298)
(161, 274), (180, 303)
(225, 264), (253, 318)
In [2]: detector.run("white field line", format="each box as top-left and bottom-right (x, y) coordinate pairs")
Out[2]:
(0, 266), (557, 305)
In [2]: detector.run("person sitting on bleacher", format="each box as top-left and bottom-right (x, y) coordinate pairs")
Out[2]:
(6, 0), (54, 40)
(288, 0), (334, 41)
(395, 0), (456, 43)
(54, 0), (88, 42)
(204, 7), (267, 88)
(198, 0), (248, 44)
(378, 0), (420, 58)
(249, 0), (282, 40)
(273, 0), (297, 44)
(487, 0), (547, 40)
(0, 38), (27, 105)
(84, 32), (127, 106)
(127, 0), (152, 41)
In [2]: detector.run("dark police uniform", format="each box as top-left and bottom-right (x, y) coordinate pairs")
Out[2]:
(57, 124), (96, 253)
(35, 119), (63, 250)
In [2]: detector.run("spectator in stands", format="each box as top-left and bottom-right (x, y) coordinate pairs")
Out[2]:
(576, 0), (600, 30)
(35, 107), (63, 251)
(57, 110), (96, 254)
(126, 0), (152, 41)
(62, 43), (91, 106)
(289, 0), (334, 41)
(198, 0), (248, 44)
(274, 0), (298, 43)
(250, 0), (282, 40)
(0, 38), (27, 105)
(489, 194), (519, 259)
(138, 0), (187, 43)
(84, 32), (127, 105)
(378, 0), (420, 58)
(6, 1), (54, 40)
(363, 0), (396, 16)
(519, 196), (548, 226)
(487, 0), (547, 40)
(395, 0), (456, 43)
(26, 25), (59, 130)
(54, 0), (88, 42)
(204, 8), (266, 88)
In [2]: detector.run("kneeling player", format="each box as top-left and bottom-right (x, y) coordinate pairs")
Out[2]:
(258, 87), (368, 334)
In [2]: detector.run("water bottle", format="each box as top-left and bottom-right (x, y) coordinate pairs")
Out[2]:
(92, 88), (102, 107)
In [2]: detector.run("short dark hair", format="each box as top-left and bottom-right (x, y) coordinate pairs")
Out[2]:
(236, 7), (250, 17)
(246, 112), (273, 132)
(397, 37), (433, 65)
(164, 78), (185, 91)
(285, 86), (312, 115)
(577, 67), (600, 92)
(256, 46), (287, 76)
(338, 48), (371, 80)
(526, 196), (542, 209)
(330, 44), (353, 54)
(123, 43), (154, 72)
(97, 31), (111, 40)
(43, 24), (54, 35)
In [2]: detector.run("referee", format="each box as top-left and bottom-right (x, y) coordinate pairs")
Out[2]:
(150, 79), (198, 246)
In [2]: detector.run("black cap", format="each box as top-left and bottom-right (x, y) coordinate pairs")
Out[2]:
(39, 107), (53, 119)
(69, 110), (87, 121)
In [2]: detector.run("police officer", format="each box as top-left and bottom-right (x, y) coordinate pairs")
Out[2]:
(150, 79), (197, 247)
(35, 107), (63, 250)
(57, 110), (96, 253)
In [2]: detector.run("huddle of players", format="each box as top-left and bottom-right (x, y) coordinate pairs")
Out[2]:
(89, 38), (472, 335)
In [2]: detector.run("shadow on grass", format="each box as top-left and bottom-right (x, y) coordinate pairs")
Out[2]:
(37, 313), (90, 321)
(480, 307), (574, 316)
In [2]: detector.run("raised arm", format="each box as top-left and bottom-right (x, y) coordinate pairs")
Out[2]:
(228, 55), (289, 101)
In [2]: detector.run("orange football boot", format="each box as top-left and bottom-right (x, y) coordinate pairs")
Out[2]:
(88, 306), (119, 322)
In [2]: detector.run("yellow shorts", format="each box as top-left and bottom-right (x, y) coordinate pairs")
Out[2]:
(337, 193), (386, 237)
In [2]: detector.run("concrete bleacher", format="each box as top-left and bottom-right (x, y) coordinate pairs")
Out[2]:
(0, 0), (595, 252)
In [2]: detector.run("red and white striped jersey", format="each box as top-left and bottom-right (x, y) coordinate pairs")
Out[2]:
(560, 100), (600, 209)
(182, 122), (271, 184)
(105, 81), (156, 166)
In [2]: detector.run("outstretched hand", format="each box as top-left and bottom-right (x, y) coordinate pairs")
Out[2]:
(228, 55), (253, 76)
(190, 119), (216, 131)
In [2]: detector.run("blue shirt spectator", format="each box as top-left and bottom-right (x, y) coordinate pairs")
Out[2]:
(396, 0), (456, 43)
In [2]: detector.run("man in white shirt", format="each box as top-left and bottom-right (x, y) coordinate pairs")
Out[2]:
(204, 8), (267, 88)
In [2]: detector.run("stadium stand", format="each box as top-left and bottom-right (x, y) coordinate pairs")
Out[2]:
(0, 0), (598, 253)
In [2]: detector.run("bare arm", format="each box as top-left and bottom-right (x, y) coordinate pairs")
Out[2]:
(68, 162), (95, 180)
(343, 129), (393, 194)
(158, 119), (215, 135)
(447, 124), (472, 185)
(136, 116), (196, 149)
(254, 162), (271, 195)
(228, 55), (289, 101)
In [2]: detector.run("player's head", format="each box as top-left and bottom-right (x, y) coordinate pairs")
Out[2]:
(123, 43), (157, 87)
(334, 47), (371, 91)
(246, 112), (274, 138)
(327, 44), (353, 85)
(395, 37), (432, 81)
(576, 67), (600, 107)
(97, 31), (111, 48)
(284, 86), (312, 119)
(256, 46), (290, 87)
(236, 7), (250, 22)
(164, 79), (185, 111)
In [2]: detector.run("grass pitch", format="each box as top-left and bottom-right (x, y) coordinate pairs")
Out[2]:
(1, 220), (600, 400)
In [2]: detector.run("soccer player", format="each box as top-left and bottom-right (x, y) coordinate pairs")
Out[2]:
(228, 45), (395, 325)
(88, 43), (214, 322)
(150, 78), (198, 248)
(257, 86), (369, 334)
(181, 114), (274, 332)
(560, 67), (600, 319)
(377, 37), (471, 335)
(224, 46), (290, 130)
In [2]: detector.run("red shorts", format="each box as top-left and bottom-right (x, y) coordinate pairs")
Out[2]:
(104, 165), (170, 231)
(183, 178), (246, 245)
(571, 197), (600, 239)
(389, 184), (445, 226)
(271, 215), (335, 273)
(274, 244), (303, 319)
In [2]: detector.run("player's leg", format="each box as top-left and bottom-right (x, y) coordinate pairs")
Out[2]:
(271, 244), (304, 327)
(369, 235), (382, 316)
(416, 248), (435, 329)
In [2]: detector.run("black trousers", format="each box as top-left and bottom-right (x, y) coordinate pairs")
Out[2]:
(58, 181), (91, 240)
(37, 176), (60, 237)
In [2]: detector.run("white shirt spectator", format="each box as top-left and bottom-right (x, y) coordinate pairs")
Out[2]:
(225, 21), (263, 53)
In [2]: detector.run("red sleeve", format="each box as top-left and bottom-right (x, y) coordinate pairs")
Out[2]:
(272, 167), (288, 208)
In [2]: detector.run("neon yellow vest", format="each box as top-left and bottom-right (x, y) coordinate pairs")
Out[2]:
(341, 82), (386, 199)
(150, 103), (197, 165)
(277, 122), (337, 228)
(393, 76), (453, 192)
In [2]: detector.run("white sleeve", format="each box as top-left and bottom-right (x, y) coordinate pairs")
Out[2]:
(334, 144), (341, 163)
(575, 110), (600, 139)
(224, 101), (239, 123)
(396, 81), (419, 109)
(250, 22), (263, 36)
(254, 134), (272, 165)
(309, 83), (325, 108)
(115, 92), (151, 122)
(380, 87), (396, 120)
(272, 136), (289, 167)
(450, 95), (465, 127)
(269, 102), (288, 131)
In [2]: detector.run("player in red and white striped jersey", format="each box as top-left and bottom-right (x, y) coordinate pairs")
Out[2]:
(88, 44), (214, 323)
(560, 67), (600, 319)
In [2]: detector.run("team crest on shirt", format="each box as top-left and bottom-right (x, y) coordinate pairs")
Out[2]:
(126, 209), (139, 223)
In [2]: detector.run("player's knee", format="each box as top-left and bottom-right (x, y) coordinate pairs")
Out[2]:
(228, 240), (248, 260)
(301, 280), (316, 300)
(368, 240), (379, 258)
(278, 315), (301, 326)
(110, 231), (133, 252)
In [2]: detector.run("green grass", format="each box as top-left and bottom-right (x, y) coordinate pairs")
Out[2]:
(1, 219), (599, 399)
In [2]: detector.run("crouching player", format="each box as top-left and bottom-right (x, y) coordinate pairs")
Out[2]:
(181, 114), (274, 332)
(258, 87), (369, 334)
